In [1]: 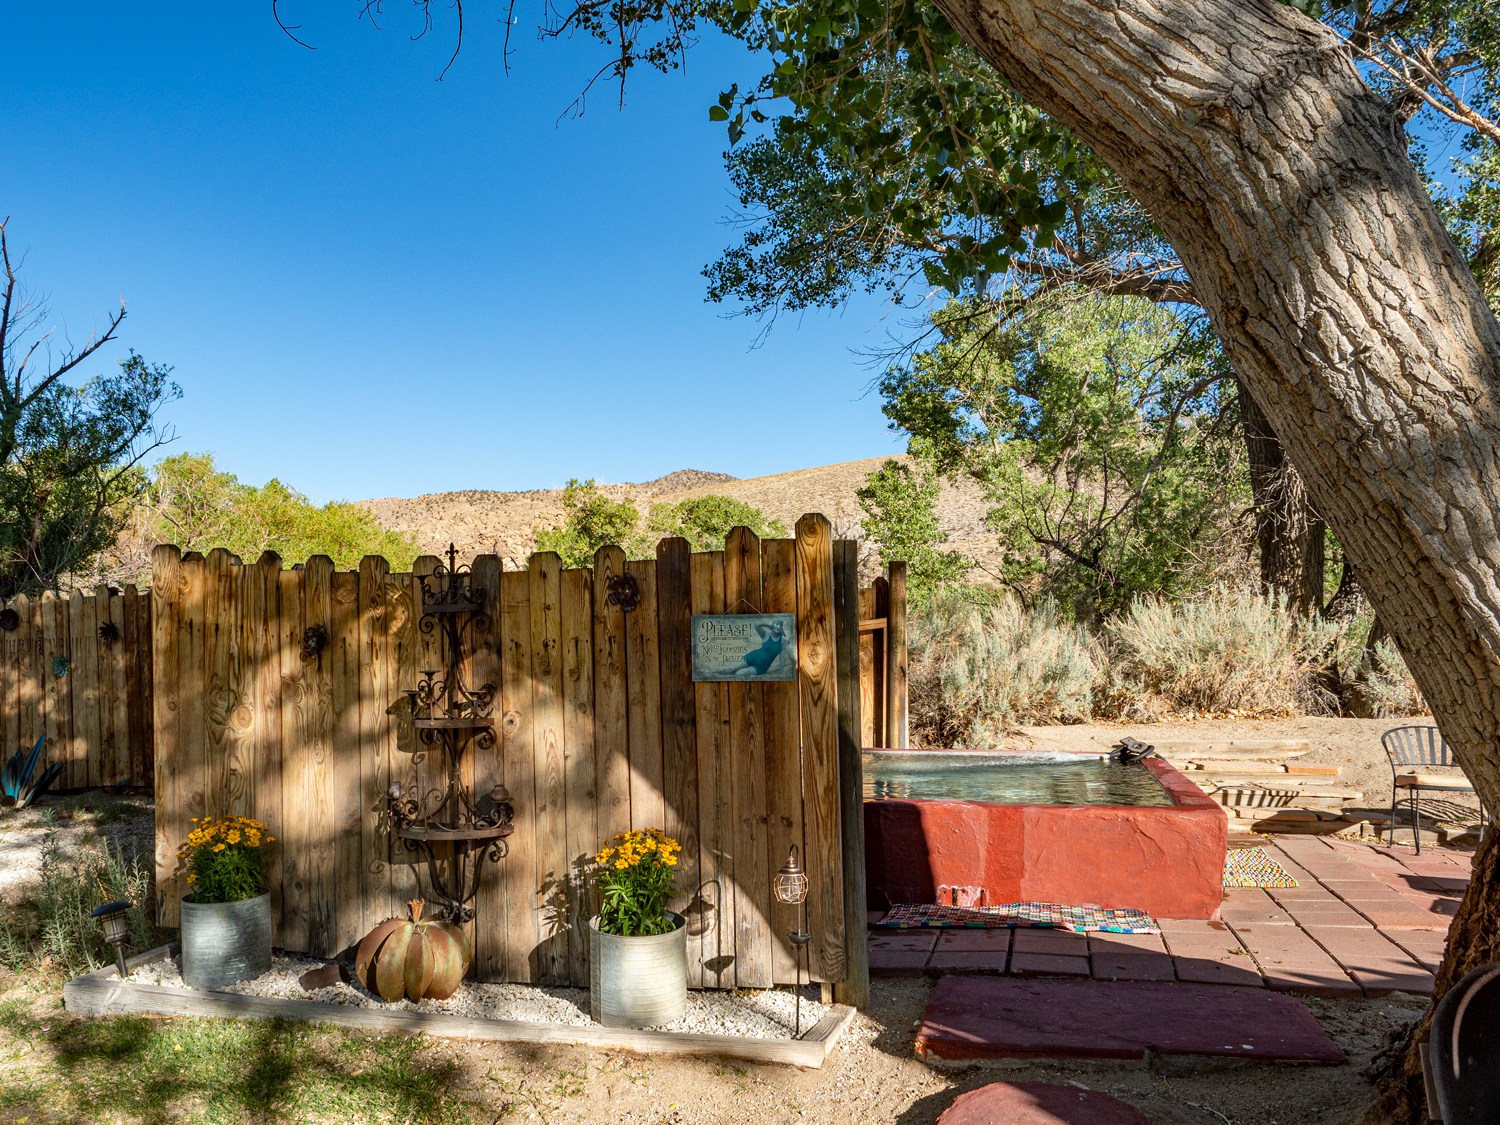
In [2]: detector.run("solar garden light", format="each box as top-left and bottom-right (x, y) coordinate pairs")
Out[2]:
(773, 845), (812, 1036)
(91, 900), (133, 978)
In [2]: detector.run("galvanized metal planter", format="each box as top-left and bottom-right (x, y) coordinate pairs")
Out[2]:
(588, 913), (687, 1028)
(180, 893), (272, 990)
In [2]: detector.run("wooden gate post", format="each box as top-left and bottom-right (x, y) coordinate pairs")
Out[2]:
(833, 539), (870, 1007)
(885, 561), (909, 750)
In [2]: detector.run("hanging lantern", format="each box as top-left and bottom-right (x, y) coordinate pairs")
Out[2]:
(773, 845), (809, 905)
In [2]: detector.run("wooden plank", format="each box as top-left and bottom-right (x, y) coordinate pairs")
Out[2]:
(177, 553), (209, 842)
(499, 565), (538, 983)
(41, 593), (75, 789)
(760, 537), (803, 986)
(469, 555), (506, 981)
(151, 547), (183, 926)
(592, 545), (631, 846)
(402, 556), (443, 924)
(655, 538), (699, 976)
(689, 551), (731, 988)
(528, 551), (568, 985)
(795, 514), (845, 983)
(885, 561), (908, 750)
(1, 596), (19, 764)
(103, 587), (130, 789)
(625, 557), (664, 833)
(1159, 740), (1311, 758)
(302, 556), (337, 955)
(121, 586), (148, 788)
(70, 589), (100, 789)
(21, 595), (45, 764)
(358, 556), (394, 943)
(832, 539), (869, 1008)
(276, 565), (310, 953)
(560, 566), (597, 988)
(63, 945), (856, 1069)
(204, 549), (246, 821)
(245, 555), (284, 937)
(725, 527), (771, 988)
(330, 567), (364, 955)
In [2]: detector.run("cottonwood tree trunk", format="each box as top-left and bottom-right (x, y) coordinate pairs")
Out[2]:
(926, 0), (1500, 1118)
(1240, 375), (1326, 615)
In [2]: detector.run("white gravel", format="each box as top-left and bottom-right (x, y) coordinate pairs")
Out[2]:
(135, 952), (832, 1039)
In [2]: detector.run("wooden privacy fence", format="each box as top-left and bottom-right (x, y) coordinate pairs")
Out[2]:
(152, 517), (887, 994)
(0, 587), (153, 790)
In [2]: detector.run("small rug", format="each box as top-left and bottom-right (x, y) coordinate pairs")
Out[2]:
(1223, 846), (1299, 889)
(875, 902), (1159, 934)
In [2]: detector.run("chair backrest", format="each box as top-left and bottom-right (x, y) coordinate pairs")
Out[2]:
(1381, 725), (1453, 768)
(1431, 962), (1500, 1123)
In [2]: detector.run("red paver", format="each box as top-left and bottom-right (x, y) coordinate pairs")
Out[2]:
(1280, 902), (1372, 928)
(1162, 929), (1264, 988)
(1086, 932), (1168, 953)
(915, 976), (1345, 1063)
(870, 931), (938, 976)
(935, 929), (1011, 953)
(1090, 950), (1176, 982)
(1386, 930), (1450, 974)
(1011, 928), (1090, 954)
(937, 1082), (1150, 1125)
(1009, 952), (1091, 977)
(1221, 888), (1295, 926)
(930, 949), (1008, 974)
(1229, 924), (1361, 996)
(1303, 926), (1435, 995)
(1339, 899), (1450, 930)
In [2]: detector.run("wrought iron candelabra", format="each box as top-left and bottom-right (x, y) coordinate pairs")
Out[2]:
(387, 544), (513, 924)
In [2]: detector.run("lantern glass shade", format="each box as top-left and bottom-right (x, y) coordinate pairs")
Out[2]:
(773, 846), (809, 905)
(91, 900), (132, 943)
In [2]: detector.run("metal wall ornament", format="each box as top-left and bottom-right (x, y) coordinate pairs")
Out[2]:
(605, 572), (641, 612)
(0, 608), (18, 632)
(387, 544), (514, 924)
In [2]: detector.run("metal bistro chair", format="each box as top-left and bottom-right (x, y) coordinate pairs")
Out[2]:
(1381, 726), (1486, 854)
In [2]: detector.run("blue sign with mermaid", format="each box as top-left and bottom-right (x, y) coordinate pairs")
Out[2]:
(690, 613), (798, 682)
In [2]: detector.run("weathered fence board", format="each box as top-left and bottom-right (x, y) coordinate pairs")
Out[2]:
(146, 524), (897, 993)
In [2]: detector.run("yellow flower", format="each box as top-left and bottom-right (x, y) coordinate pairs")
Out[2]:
(663, 855), (678, 866)
(226, 830), (242, 845)
(212, 843), (226, 853)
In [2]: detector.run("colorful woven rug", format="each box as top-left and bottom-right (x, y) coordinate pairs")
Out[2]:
(875, 902), (1159, 934)
(1223, 846), (1299, 889)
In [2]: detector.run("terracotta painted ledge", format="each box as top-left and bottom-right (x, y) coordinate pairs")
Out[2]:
(63, 945), (855, 1069)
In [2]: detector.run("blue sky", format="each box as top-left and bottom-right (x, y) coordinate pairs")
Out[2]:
(1, 5), (908, 504)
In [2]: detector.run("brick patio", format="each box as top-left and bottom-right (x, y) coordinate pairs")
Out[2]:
(868, 836), (1469, 998)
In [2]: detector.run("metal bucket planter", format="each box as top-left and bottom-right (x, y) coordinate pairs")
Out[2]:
(180, 893), (272, 990)
(588, 913), (687, 1028)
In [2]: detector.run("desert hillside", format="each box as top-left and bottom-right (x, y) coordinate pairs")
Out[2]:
(358, 457), (998, 569)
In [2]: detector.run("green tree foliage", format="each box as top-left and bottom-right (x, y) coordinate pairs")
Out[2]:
(536, 481), (787, 563)
(856, 452), (967, 603)
(534, 479), (642, 567)
(141, 453), (420, 570)
(882, 294), (1243, 617)
(643, 495), (786, 551)
(0, 221), (180, 596)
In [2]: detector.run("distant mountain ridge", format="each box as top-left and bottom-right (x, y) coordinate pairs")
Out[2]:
(357, 456), (996, 570)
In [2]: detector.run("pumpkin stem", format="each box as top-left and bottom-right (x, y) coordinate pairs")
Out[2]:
(408, 897), (426, 923)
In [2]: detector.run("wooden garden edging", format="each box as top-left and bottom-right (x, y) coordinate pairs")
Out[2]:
(150, 518), (902, 998)
(63, 945), (856, 1068)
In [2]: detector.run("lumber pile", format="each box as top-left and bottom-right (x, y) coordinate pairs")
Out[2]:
(1162, 738), (1369, 835)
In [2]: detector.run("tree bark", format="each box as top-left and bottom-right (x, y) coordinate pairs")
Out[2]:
(925, 0), (1500, 1118)
(1239, 375), (1326, 615)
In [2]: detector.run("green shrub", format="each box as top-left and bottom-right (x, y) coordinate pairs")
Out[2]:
(0, 835), (160, 979)
(910, 590), (1099, 745)
(1100, 587), (1339, 719)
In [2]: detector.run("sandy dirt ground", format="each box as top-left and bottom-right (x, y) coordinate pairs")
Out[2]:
(0, 718), (1462, 1123)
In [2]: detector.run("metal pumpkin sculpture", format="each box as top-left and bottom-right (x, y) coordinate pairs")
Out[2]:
(354, 898), (471, 1002)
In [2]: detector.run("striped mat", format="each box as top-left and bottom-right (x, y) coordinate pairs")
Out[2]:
(1223, 846), (1299, 888)
(874, 902), (1160, 934)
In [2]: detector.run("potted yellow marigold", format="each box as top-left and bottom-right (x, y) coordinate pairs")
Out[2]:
(176, 815), (275, 990)
(588, 827), (686, 1027)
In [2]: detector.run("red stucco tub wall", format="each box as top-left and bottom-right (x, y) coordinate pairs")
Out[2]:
(864, 751), (1228, 920)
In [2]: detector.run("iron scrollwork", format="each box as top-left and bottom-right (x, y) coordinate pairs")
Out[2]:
(387, 543), (513, 924)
